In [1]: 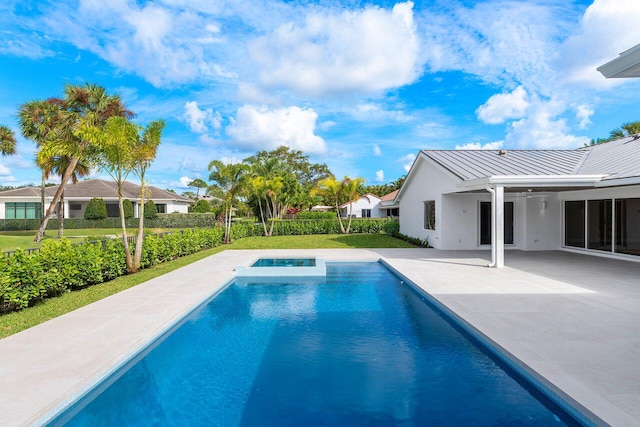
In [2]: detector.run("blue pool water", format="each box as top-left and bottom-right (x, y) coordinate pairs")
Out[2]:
(56, 263), (579, 426)
(252, 258), (316, 267)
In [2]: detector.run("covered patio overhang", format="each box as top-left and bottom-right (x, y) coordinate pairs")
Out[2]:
(456, 175), (606, 268)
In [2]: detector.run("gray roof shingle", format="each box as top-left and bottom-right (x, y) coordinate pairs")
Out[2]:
(0, 179), (192, 202)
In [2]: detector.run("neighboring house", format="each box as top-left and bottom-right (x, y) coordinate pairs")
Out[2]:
(339, 190), (400, 218)
(396, 136), (640, 267)
(379, 189), (399, 218)
(0, 179), (191, 219)
(340, 194), (382, 218)
(598, 43), (640, 78)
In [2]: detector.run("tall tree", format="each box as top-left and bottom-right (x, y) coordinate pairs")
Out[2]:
(18, 100), (58, 221)
(131, 119), (165, 271)
(342, 177), (366, 234)
(208, 160), (247, 243)
(188, 178), (208, 199)
(77, 116), (164, 273)
(40, 156), (90, 238)
(313, 177), (347, 234)
(0, 125), (17, 156)
(20, 84), (132, 242)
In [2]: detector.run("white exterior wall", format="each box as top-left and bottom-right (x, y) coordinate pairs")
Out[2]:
(398, 157), (459, 249)
(341, 196), (382, 218)
(164, 201), (190, 214)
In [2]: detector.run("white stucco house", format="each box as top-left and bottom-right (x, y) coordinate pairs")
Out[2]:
(0, 179), (191, 219)
(395, 136), (640, 267)
(339, 190), (400, 218)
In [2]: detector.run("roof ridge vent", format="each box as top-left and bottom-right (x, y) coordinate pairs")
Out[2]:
(498, 149), (507, 156)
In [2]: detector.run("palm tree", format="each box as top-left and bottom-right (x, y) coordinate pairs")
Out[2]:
(208, 160), (247, 243)
(313, 177), (347, 233)
(23, 83), (132, 243)
(342, 176), (366, 234)
(18, 100), (58, 220)
(131, 120), (165, 271)
(0, 125), (16, 156)
(40, 155), (90, 238)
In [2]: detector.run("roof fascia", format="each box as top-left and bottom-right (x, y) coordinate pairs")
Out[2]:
(597, 44), (640, 78)
(594, 176), (640, 187)
(395, 151), (463, 202)
(458, 175), (606, 192)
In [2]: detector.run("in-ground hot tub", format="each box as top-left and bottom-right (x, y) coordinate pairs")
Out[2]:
(235, 257), (326, 284)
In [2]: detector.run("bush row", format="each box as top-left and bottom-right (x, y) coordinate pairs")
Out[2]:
(0, 228), (224, 313)
(0, 218), (403, 314)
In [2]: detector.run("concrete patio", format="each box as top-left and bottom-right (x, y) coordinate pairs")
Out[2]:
(1, 249), (639, 426)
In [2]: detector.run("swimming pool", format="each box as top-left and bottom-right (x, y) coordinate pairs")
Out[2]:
(52, 262), (580, 425)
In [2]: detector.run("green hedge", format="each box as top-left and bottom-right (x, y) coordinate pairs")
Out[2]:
(296, 211), (336, 220)
(0, 228), (224, 313)
(0, 218), (398, 314)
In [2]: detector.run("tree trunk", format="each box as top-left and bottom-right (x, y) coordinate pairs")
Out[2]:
(41, 170), (46, 236)
(57, 191), (64, 239)
(118, 187), (134, 273)
(258, 197), (268, 236)
(335, 202), (346, 234)
(133, 177), (146, 272)
(268, 196), (277, 236)
(34, 157), (79, 242)
(346, 204), (353, 234)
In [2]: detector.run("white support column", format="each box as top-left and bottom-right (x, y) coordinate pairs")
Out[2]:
(495, 184), (505, 268)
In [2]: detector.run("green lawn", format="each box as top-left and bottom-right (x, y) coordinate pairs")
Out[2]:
(231, 233), (415, 249)
(0, 233), (416, 338)
(0, 228), (172, 252)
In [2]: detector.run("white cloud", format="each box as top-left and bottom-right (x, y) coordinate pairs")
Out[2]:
(455, 141), (503, 150)
(557, 0), (640, 87)
(0, 164), (11, 176)
(398, 153), (416, 172)
(375, 169), (384, 182)
(373, 144), (382, 156)
(178, 176), (193, 187)
(183, 101), (222, 134)
(505, 100), (590, 149)
(351, 103), (413, 123)
(249, 1), (422, 97)
(575, 104), (594, 130)
(476, 86), (529, 124)
(226, 105), (327, 154)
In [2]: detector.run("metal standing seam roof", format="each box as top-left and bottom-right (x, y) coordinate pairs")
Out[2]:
(0, 179), (192, 202)
(421, 135), (640, 182)
(576, 135), (640, 181)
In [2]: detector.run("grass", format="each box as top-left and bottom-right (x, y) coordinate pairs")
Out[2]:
(0, 228), (173, 252)
(0, 233), (417, 339)
(230, 233), (416, 249)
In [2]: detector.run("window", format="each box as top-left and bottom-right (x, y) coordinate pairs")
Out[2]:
(565, 201), (585, 248)
(615, 198), (640, 256)
(156, 204), (167, 214)
(69, 204), (81, 211)
(424, 200), (435, 230)
(361, 209), (371, 218)
(480, 202), (514, 245)
(5, 202), (42, 219)
(587, 199), (612, 251)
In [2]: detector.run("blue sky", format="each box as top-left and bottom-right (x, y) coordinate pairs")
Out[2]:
(1, 0), (640, 192)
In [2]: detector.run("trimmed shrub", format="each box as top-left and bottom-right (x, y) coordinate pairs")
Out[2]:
(84, 198), (107, 220)
(383, 220), (400, 235)
(123, 199), (134, 219)
(145, 200), (158, 219)
(296, 211), (336, 220)
(191, 199), (211, 213)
